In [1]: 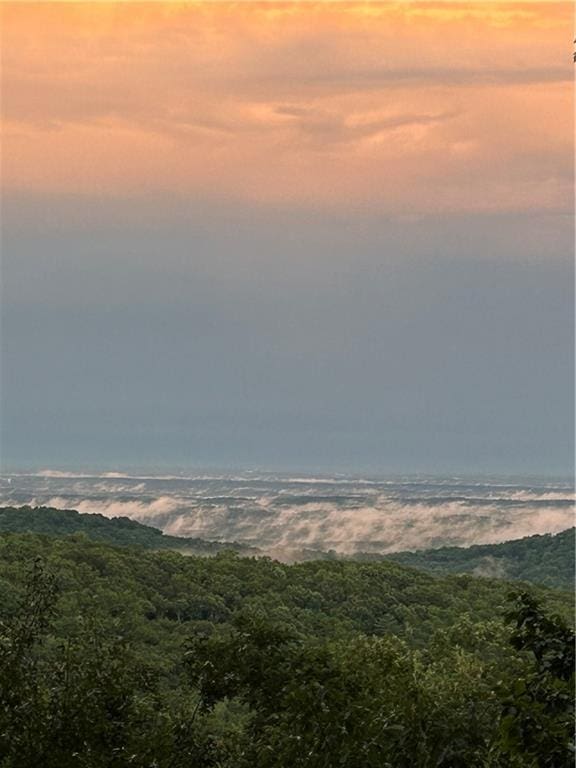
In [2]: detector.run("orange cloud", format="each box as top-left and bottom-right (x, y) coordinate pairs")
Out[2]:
(1, 2), (572, 214)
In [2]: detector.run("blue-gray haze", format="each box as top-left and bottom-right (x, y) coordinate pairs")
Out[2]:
(1, 195), (573, 476)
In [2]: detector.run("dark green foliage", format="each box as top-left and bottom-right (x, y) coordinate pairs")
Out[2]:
(0, 507), (573, 591)
(380, 528), (575, 590)
(0, 558), (59, 763)
(0, 506), (254, 555)
(0, 559), (229, 768)
(496, 592), (575, 768)
(187, 614), (501, 767)
(0, 532), (573, 767)
(0, 532), (571, 654)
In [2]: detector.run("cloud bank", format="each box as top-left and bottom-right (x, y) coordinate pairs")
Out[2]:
(2, 2), (572, 215)
(2, 473), (573, 555)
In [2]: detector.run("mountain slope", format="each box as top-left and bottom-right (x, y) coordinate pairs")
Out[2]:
(377, 528), (575, 590)
(0, 505), (573, 589)
(0, 505), (255, 555)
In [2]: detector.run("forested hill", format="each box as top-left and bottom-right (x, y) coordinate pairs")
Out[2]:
(0, 531), (572, 653)
(0, 531), (573, 767)
(0, 506), (573, 590)
(0, 505), (256, 555)
(378, 528), (575, 591)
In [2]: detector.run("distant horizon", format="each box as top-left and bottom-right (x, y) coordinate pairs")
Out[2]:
(1, 463), (574, 485)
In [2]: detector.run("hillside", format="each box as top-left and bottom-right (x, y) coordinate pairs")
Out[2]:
(378, 528), (575, 590)
(0, 505), (256, 555)
(0, 506), (573, 590)
(0, 530), (572, 654)
(0, 530), (573, 767)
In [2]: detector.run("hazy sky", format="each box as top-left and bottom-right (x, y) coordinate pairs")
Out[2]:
(1, 2), (573, 474)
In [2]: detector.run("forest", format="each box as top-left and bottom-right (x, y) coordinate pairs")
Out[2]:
(0, 509), (573, 767)
(379, 528), (575, 590)
(0, 506), (573, 588)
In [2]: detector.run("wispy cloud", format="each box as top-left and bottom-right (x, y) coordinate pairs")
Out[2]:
(2, 2), (571, 215)
(4, 481), (573, 555)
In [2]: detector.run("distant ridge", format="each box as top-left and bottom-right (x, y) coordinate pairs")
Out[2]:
(0, 505), (256, 556)
(0, 505), (573, 590)
(375, 529), (575, 591)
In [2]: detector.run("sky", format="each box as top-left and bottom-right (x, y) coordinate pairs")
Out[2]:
(0, 2), (573, 475)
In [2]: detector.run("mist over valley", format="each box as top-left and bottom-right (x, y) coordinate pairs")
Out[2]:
(2, 470), (573, 557)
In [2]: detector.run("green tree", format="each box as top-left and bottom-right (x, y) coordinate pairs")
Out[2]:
(496, 592), (575, 768)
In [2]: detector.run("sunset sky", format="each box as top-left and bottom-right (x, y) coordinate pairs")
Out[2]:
(1, 2), (573, 473)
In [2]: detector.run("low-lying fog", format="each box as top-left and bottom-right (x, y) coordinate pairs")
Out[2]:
(1, 471), (573, 555)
